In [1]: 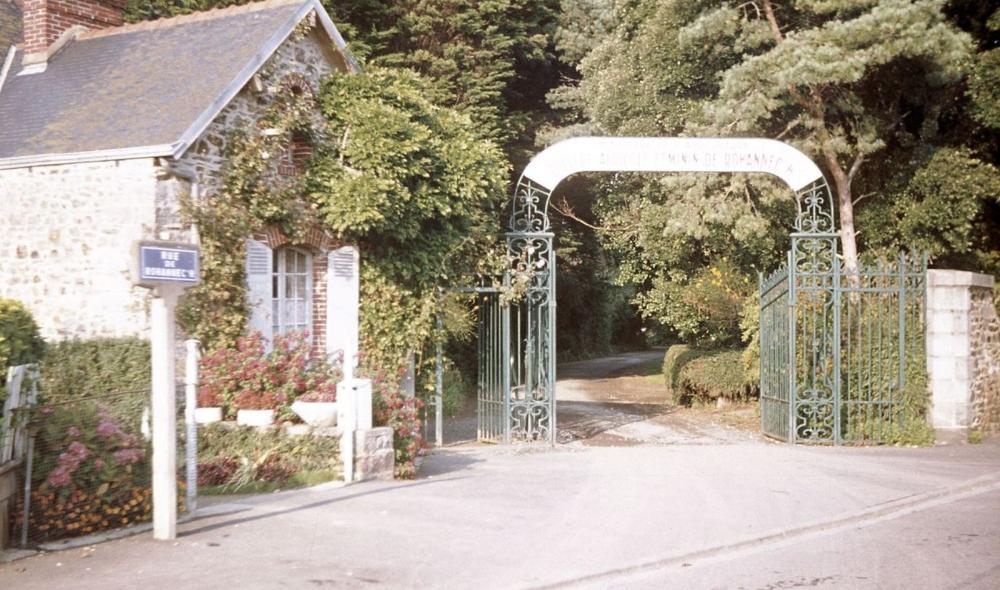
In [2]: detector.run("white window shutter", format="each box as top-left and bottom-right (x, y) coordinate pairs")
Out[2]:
(327, 246), (360, 379)
(245, 239), (274, 342)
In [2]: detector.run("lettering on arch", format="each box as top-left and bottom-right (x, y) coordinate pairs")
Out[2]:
(521, 137), (824, 192)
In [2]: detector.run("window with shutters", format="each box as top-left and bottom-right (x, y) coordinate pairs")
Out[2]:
(272, 247), (312, 337)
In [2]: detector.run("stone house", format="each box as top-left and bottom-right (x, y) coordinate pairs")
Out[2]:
(0, 0), (360, 357)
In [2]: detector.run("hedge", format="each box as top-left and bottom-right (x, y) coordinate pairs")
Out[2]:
(41, 338), (151, 400)
(663, 344), (757, 405)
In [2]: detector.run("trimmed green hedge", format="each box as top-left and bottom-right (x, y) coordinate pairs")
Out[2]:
(41, 338), (151, 401)
(663, 345), (757, 405)
(0, 298), (45, 383)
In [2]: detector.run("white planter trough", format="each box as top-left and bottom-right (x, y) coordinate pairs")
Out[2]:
(194, 407), (223, 425)
(291, 401), (338, 427)
(236, 409), (275, 427)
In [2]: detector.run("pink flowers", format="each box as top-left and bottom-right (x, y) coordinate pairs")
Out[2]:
(112, 448), (144, 464)
(42, 410), (148, 492)
(67, 441), (90, 460)
(96, 417), (122, 439)
(46, 467), (72, 488)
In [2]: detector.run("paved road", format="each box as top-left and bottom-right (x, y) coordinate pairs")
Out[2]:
(444, 349), (754, 446)
(1, 352), (998, 589)
(556, 350), (756, 446)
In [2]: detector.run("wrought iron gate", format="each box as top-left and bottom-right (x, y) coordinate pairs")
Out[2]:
(476, 289), (506, 442)
(471, 179), (558, 444)
(758, 181), (927, 444)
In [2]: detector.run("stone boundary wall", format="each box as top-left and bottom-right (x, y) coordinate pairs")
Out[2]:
(969, 287), (1000, 433)
(926, 270), (997, 434)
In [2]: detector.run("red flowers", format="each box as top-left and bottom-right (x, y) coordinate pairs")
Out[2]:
(199, 331), (343, 416)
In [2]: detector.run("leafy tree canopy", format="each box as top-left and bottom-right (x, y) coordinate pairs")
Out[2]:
(551, 0), (998, 341)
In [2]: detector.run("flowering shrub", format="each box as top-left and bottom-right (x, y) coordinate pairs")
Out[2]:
(17, 400), (160, 543)
(199, 331), (341, 418)
(365, 362), (424, 479)
(39, 407), (148, 494)
(197, 386), (221, 408)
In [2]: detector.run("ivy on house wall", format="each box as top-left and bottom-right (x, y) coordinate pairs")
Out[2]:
(178, 73), (322, 350)
(308, 67), (509, 373)
(182, 64), (507, 384)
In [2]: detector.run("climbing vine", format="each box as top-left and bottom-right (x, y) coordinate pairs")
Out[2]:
(180, 64), (507, 475)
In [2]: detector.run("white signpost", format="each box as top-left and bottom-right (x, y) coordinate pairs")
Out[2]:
(132, 241), (200, 541)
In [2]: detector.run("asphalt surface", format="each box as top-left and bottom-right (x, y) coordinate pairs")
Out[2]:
(1, 351), (998, 589)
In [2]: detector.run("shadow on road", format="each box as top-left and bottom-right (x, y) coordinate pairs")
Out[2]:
(181, 477), (459, 538)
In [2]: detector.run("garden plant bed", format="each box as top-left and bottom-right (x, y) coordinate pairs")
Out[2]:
(196, 423), (342, 496)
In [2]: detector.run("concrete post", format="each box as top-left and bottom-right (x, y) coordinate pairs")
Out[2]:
(338, 382), (357, 482)
(151, 289), (178, 540)
(184, 339), (199, 514)
(926, 270), (995, 437)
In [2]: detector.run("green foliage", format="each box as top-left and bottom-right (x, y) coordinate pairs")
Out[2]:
(967, 7), (1000, 129)
(740, 293), (761, 386)
(197, 424), (341, 492)
(553, 189), (644, 360)
(554, 0), (615, 65)
(646, 260), (754, 348)
(860, 148), (1000, 269)
(879, 359), (935, 446)
(40, 338), (150, 401)
(662, 344), (756, 405)
(0, 298), (45, 381)
(310, 67), (508, 371)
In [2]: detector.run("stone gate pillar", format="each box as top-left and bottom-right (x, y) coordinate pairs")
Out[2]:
(926, 270), (998, 438)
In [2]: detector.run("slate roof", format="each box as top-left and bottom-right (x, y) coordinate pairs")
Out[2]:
(0, 0), (356, 169)
(0, 0), (20, 50)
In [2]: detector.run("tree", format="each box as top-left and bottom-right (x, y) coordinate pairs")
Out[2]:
(689, 0), (972, 275)
(548, 0), (1000, 342)
(308, 67), (509, 368)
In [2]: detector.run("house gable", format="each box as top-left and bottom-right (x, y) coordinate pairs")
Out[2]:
(0, 0), (357, 170)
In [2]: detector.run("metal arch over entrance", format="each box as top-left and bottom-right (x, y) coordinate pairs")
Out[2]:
(478, 137), (836, 444)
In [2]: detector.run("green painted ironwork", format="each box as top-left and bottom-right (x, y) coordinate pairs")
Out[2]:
(460, 146), (926, 447)
(476, 288), (508, 443)
(759, 179), (927, 444)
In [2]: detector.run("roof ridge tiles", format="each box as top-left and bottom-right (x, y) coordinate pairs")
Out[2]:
(79, 0), (307, 40)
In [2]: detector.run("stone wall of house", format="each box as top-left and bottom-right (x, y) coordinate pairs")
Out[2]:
(969, 287), (1000, 433)
(0, 159), (158, 339)
(168, 26), (339, 353)
(170, 27), (335, 196)
(0, 25), (341, 343)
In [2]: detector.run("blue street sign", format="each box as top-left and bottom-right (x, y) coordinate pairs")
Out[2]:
(139, 244), (200, 284)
